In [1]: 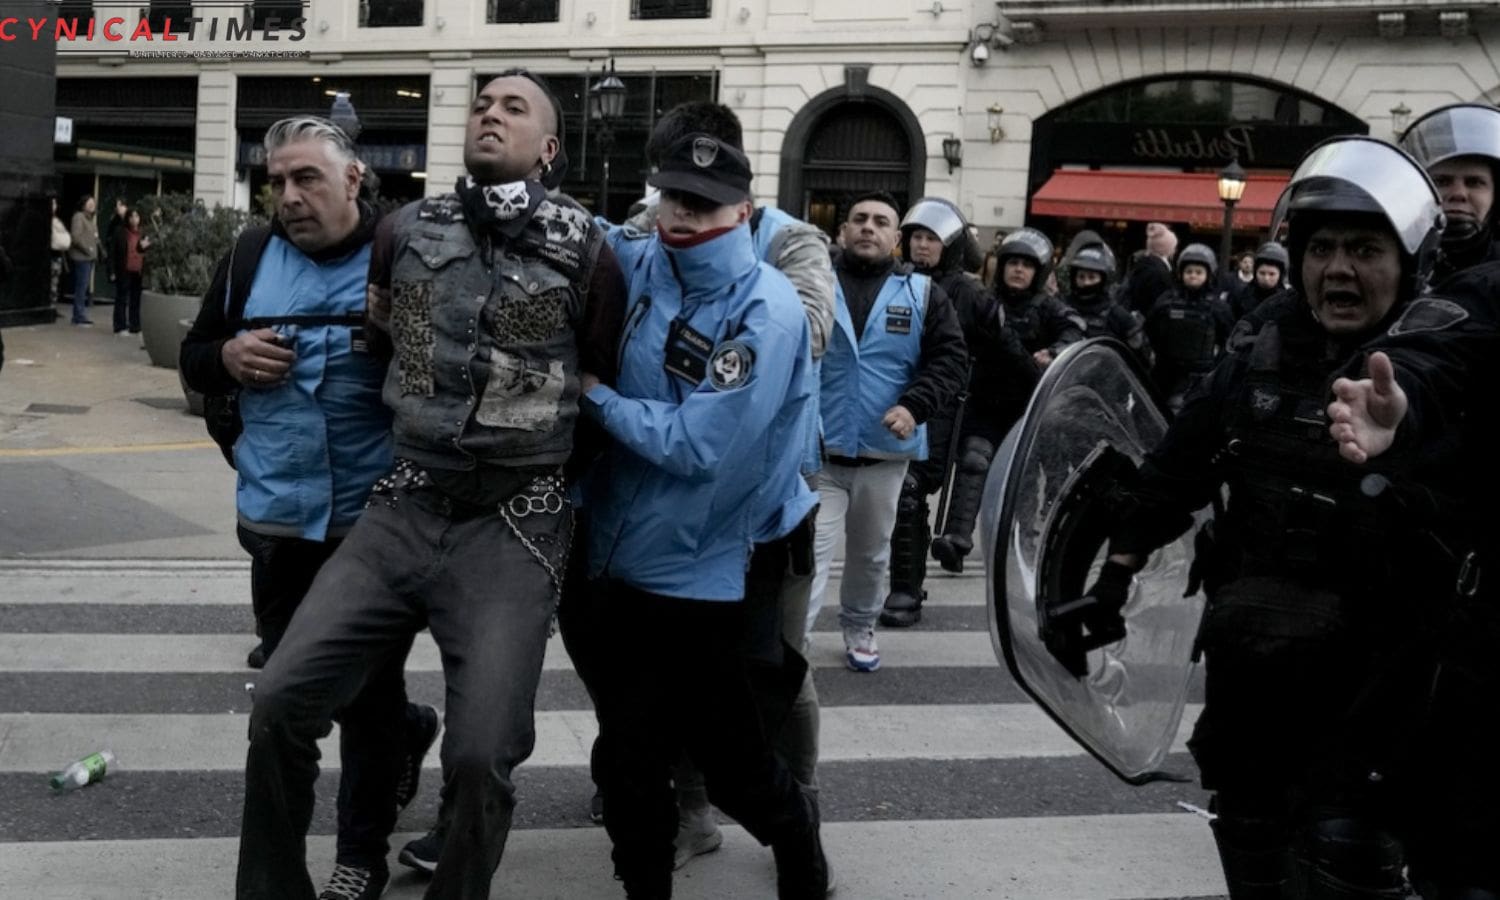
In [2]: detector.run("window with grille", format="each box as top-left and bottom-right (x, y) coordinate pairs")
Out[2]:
(145, 1), (194, 34)
(487, 0), (558, 23)
(631, 0), (709, 20)
(361, 0), (424, 27)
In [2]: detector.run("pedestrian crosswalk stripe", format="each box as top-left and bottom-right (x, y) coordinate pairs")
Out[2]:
(0, 704), (1204, 772)
(0, 629), (1006, 672)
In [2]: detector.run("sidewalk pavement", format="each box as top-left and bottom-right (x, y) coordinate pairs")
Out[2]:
(0, 313), (239, 559)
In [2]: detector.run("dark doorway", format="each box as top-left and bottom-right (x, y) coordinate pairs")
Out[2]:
(778, 84), (925, 238)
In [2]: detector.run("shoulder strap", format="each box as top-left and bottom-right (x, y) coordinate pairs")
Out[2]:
(224, 225), (274, 330)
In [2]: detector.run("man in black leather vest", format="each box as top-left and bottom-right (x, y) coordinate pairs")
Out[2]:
(235, 70), (627, 900)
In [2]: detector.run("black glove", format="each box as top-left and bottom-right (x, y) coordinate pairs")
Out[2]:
(1079, 559), (1134, 650)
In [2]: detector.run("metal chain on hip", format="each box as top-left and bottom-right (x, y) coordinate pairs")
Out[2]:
(496, 474), (574, 627)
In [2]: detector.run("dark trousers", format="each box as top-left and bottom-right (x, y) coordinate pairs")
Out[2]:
(236, 526), (411, 872)
(594, 581), (814, 898)
(112, 269), (142, 333)
(236, 487), (568, 900)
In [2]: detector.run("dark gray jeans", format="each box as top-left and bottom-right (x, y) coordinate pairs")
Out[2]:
(236, 484), (569, 900)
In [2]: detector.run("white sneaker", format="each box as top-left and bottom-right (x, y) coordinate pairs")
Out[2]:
(842, 626), (880, 672)
(673, 805), (723, 870)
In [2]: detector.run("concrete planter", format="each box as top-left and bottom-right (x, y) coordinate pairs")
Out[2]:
(140, 289), (201, 369)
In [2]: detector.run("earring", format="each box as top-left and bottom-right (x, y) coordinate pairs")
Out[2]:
(541, 161), (553, 178)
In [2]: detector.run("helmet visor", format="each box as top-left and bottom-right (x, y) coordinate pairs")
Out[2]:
(901, 199), (967, 246)
(1271, 137), (1441, 257)
(1401, 104), (1500, 170)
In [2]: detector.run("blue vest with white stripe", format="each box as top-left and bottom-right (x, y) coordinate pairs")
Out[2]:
(820, 269), (929, 461)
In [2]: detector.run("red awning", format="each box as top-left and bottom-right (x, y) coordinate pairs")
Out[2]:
(1030, 169), (1290, 229)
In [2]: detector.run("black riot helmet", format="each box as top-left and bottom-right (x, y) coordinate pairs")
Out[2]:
(1252, 241), (1289, 277)
(1061, 230), (1117, 283)
(1399, 103), (1500, 257)
(1175, 243), (1217, 282)
(996, 227), (1054, 292)
(1270, 135), (1444, 303)
(899, 197), (970, 272)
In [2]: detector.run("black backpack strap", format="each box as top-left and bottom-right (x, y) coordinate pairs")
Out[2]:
(223, 225), (274, 331)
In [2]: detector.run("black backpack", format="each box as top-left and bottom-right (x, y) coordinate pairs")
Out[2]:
(202, 226), (365, 468)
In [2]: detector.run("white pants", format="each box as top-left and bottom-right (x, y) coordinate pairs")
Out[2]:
(806, 459), (909, 636)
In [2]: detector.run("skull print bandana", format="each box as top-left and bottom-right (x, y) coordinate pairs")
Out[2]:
(455, 175), (546, 241)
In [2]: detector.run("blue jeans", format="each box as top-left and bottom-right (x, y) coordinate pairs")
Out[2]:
(70, 260), (94, 322)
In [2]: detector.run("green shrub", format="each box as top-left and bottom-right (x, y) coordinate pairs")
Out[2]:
(137, 193), (266, 297)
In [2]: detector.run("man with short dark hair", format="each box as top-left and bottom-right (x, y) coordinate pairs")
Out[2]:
(233, 71), (626, 900)
(806, 191), (966, 671)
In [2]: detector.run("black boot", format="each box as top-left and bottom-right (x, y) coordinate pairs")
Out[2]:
(930, 437), (994, 574)
(772, 793), (835, 900)
(881, 477), (930, 628)
(1210, 801), (1296, 900)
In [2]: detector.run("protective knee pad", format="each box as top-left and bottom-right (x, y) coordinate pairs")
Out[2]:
(1299, 817), (1407, 900)
(958, 436), (995, 476)
(896, 474), (926, 518)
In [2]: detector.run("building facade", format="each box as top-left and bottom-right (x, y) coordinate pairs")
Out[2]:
(50, 0), (1500, 256)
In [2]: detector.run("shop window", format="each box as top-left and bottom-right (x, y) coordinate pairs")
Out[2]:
(487, 0), (558, 22)
(248, 0), (302, 30)
(631, 0), (710, 20)
(56, 0), (93, 27)
(146, 1), (194, 34)
(361, 0), (424, 27)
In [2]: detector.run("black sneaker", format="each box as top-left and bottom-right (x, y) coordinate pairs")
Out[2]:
(397, 828), (443, 876)
(318, 862), (388, 900)
(395, 703), (440, 811)
(246, 644), (266, 670)
(589, 788), (605, 825)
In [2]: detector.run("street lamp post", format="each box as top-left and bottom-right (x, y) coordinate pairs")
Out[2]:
(1216, 158), (1247, 273)
(590, 61), (626, 218)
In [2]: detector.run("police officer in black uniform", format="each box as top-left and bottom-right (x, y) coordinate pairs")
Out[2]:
(1401, 102), (1500, 284)
(1084, 136), (1445, 900)
(880, 198), (1033, 625)
(923, 227), (1057, 576)
(1144, 242), (1235, 414)
(1059, 230), (1152, 368)
(1232, 241), (1290, 321)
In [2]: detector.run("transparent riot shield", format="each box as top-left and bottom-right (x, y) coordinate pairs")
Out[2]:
(981, 337), (1208, 783)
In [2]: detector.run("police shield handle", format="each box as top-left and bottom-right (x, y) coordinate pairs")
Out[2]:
(882, 404), (916, 440)
(221, 329), (294, 389)
(1328, 351), (1408, 465)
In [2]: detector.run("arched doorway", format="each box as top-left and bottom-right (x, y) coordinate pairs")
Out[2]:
(778, 83), (925, 236)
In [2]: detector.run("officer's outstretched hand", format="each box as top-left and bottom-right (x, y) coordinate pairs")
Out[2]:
(882, 405), (916, 440)
(1328, 351), (1407, 465)
(1079, 559), (1134, 649)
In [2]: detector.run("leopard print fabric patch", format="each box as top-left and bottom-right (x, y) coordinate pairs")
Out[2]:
(488, 287), (570, 345)
(391, 279), (436, 397)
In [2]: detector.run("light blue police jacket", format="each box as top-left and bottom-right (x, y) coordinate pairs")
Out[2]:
(234, 236), (393, 540)
(820, 268), (931, 461)
(583, 221), (815, 600)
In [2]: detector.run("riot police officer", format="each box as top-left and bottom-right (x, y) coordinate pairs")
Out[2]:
(1086, 136), (1444, 899)
(881, 198), (1034, 626)
(1233, 241), (1289, 320)
(1058, 230), (1152, 368)
(1143, 242), (1235, 413)
(923, 227), (1057, 576)
(1401, 102), (1500, 284)
(991, 227), (1085, 366)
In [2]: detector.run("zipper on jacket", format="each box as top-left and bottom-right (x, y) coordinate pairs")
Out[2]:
(618, 294), (653, 378)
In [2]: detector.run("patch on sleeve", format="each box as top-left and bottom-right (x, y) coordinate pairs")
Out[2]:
(1388, 297), (1469, 337)
(708, 340), (754, 391)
